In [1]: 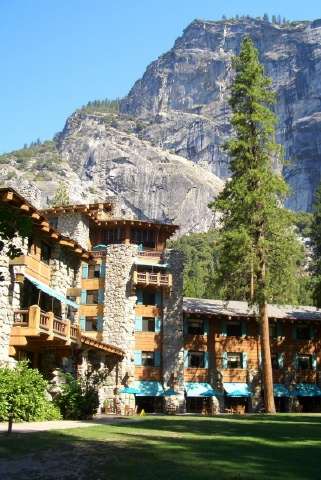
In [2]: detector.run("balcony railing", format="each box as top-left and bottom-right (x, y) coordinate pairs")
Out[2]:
(132, 271), (172, 287)
(138, 249), (162, 259)
(11, 306), (81, 346)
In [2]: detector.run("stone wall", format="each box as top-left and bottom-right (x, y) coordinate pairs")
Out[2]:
(50, 243), (82, 322)
(162, 249), (185, 411)
(55, 213), (90, 250)
(102, 244), (138, 409)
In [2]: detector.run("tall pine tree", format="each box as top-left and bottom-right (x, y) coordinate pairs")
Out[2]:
(210, 38), (301, 413)
(310, 182), (321, 307)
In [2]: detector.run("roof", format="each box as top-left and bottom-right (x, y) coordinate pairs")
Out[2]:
(80, 335), (125, 357)
(41, 203), (179, 234)
(183, 297), (321, 322)
(0, 187), (92, 260)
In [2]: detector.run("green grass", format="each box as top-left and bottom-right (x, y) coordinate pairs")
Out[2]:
(1, 414), (321, 479)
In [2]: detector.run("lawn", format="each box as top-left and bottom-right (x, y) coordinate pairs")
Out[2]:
(0, 414), (320, 480)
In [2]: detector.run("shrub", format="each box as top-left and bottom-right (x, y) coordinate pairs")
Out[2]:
(0, 361), (61, 422)
(53, 373), (99, 420)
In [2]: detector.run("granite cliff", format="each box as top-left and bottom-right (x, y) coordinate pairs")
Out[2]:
(2, 17), (321, 235)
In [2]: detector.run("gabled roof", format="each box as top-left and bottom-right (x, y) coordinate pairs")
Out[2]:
(0, 187), (92, 259)
(183, 297), (321, 322)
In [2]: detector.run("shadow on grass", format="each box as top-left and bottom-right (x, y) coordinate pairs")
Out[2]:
(1, 415), (320, 480)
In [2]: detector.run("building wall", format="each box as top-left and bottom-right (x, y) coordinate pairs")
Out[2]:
(162, 249), (185, 410)
(55, 213), (90, 250)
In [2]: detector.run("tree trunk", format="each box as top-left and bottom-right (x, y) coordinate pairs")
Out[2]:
(259, 300), (276, 413)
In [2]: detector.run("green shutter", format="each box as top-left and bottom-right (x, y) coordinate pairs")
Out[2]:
(155, 317), (161, 333)
(276, 323), (282, 340)
(137, 290), (143, 305)
(183, 320), (188, 334)
(310, 325), (315, 340)
(242, 352), (248, 369)
(135, 316), (143, 332)
(98, 289), (104, 304)
(204, 351), (209, 368)
(81, 265), (88, 279)
(97, 316), (103, 331)
(81, 289), (87, 304)
(292, 325), (297, 340)
(222, 352), (227, 369)
(221, 320), (227, 337)
(134, 351), (142, 366)
(204, 319), (209, 336)
(154, 351), (161, 367)
(312, 354), (317, 370)
(184, 350), (189, 368)
(294, 353), (299, 369)
(99, 263), (106, 278)
(278, 352), (284, 369)
(241, 320), (247, 338)
(155, 291), (162, 306)
(80, 316), (86, 331)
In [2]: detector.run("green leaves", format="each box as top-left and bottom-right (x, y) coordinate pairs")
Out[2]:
(0, 361), (61, 422)
(210, 38), (301, 305)
(0, 204), (33, 260)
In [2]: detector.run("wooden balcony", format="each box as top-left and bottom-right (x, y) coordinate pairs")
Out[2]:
(132, 271), (172, 287)
(9, 305), (81, 355)
(10, 255), (51, 283)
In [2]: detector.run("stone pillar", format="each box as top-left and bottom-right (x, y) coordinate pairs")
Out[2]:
(55, 213), (90, 250)
(102, 244), (138, 410)
(162, 249), (185, 412)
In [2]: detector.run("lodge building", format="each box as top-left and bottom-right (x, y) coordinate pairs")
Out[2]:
(1, 186), (321, 415)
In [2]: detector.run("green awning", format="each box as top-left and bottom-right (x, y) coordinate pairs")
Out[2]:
(134, 261), (170, 268)
(185, 382), (213, 397)
(24, 273), (79, 309)
(296, 383), (321, 397)
(273, 384), (291, 397)
(224, 382), (253, 397)
(133, 381), (164, 396)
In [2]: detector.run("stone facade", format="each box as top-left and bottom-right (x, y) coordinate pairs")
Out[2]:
(102, 244), (138, 409)
(54, 213), (90, 250)
(162, 249), (185, 411)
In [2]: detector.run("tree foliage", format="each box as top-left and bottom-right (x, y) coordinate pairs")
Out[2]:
(50, 182), (70, 207)
(310, 182), (321, 307)
(209, 38), (302, 413)
(0, 361), (61, 422)
(0, 204), (32, 260)
(168, 230), (220, 298)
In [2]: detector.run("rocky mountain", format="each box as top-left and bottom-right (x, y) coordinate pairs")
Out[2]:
(2, 17), (321, 235)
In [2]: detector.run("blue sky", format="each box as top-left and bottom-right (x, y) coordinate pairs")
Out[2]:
(1, 0), (320, 154)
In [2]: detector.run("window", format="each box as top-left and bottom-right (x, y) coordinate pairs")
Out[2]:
(102, 227), (125, 244)
(188, 351), (204, 368)
(297, 354), (312, 370)
(41, 241), (51, 265)
(85, 317), (98, 331)
(48, 217), (58, 229)
(187, 318), (204, 335)
(271, 353), (279, 369)
(88, 265), (101, 278)
(86, 290), (98, 304)
(142, 317), (155, 332)
(226, 321), (241, 337)
(130, 228), (155, 248)
(269, 324), (276, 339)
(142, 351), (155, 367)
(227, 353), (242, 369)
(296, 325), (310, 340)
(143, 290), (155, 305)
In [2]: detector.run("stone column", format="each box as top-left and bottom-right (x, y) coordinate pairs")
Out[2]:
(102, 244), (138, 410)
(162, 249), (185, 412)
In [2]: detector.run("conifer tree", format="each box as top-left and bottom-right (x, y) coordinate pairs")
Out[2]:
(210, 38), (301, 413)
(310, 182), (321, 307)
(51, 182), (70, 207)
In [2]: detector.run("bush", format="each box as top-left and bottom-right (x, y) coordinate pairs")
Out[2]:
(54, 373), (99, 420)
(0, 361), (61, 422)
